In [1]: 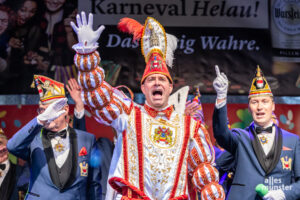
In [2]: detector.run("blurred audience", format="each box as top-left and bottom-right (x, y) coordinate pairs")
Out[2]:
(6, 0), (42, 94)
(37, 0), (77, 85)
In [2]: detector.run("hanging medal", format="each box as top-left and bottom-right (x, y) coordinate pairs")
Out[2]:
(55, 141), (65, 152)
(259, 135), (268, 145)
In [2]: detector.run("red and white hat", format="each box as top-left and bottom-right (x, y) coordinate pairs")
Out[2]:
(118, 17), (177, 84)
(31, 75), (66, 104)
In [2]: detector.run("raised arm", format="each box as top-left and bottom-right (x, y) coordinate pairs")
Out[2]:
(7, 99), (67, 160)
(7, 118), (42, 161)
(212, 65), (239, 154)
(71, 12), (133, 133)
(67, 78), (86, 131)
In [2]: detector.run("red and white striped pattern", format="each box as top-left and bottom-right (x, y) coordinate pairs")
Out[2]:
(187, 121), (225, 199)
(74, 51), (133, 125)
(200, 182), (225, 200)
(74, 51), (100, 72)
(192, 163), (219, 190)
(188, 123), (215, 172)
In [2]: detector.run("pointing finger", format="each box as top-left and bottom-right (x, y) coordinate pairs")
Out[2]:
(215, 65), (221, 77)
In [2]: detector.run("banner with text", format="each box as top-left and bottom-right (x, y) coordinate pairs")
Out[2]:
(78, 0), (300, 96)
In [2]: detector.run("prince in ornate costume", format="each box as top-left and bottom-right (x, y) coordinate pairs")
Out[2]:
(70, 12), (225, 200)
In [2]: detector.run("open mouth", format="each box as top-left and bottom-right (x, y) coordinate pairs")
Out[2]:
(256, 112), (265, 118)
(153, 90), (162, 95)
(152, 89), (163, 97)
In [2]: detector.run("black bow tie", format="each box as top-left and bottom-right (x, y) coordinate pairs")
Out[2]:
(255, 126), (273, 134)
(47, 129), (67, 139)
(0, 163), (6, 170)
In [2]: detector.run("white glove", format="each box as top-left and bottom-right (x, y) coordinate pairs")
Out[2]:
(213, 65), (228, 100)
(263, 189), (286, 200)
(70, 12), (105, 54)
(37, 98), (68, 124)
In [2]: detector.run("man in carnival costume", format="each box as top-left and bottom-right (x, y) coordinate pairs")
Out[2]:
(70, 12), (225, 200)
(213, 65), (300, 200)
(7, 75), (101, 199)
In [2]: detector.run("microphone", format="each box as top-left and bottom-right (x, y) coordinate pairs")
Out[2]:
(255, 184), (268, 197)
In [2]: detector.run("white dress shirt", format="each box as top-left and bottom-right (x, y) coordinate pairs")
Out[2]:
(50, 128), (70, 168)
(0, 159), (10, 186)
(254, 122), (275, 155)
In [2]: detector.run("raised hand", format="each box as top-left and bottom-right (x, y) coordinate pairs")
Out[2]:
(70, 11), (105, 53)
(185, 100), (200, 116)
(66, 78), (84, 112)
(213, 65), (228, 100)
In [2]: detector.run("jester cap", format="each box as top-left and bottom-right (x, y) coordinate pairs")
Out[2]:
(248, 66), (273, 99)
(118, 17), (177, 84)
(31, 75), (66, 104)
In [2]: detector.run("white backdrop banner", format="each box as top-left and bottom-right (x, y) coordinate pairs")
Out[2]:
(79, 0), (268, 28)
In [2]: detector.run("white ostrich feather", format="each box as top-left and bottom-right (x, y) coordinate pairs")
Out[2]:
(165, 33), (178, 68)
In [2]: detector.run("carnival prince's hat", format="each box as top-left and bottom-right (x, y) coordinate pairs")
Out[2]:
(248, 66), (273, 98)
(118, 16), (178, 84)
(31, 75), (66, 104)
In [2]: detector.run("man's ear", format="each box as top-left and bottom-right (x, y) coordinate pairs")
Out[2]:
(168, 83), (173, 95)
(64, 104), (69, 114)
(141, 84), (145, 95)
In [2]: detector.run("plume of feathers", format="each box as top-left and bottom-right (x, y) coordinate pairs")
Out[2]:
(165, 33), (178, 68)
(118, 18), (144, 41)
(118, 18), (178, 68)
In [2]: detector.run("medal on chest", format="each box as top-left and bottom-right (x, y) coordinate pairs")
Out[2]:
(79, 161), (88, 176)
(281, 156), (292, 170)
(54, 138), (65, 152)
(55, 143), (64, 152)
(259, 135), (268, 145)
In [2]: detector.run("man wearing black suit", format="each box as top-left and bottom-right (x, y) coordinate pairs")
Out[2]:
(0, 128), (19, 200)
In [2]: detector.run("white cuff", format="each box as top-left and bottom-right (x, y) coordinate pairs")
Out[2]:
(72, 43), (98, 54)
(74, 108), (85, 119)
(215, 99), (226, 109)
